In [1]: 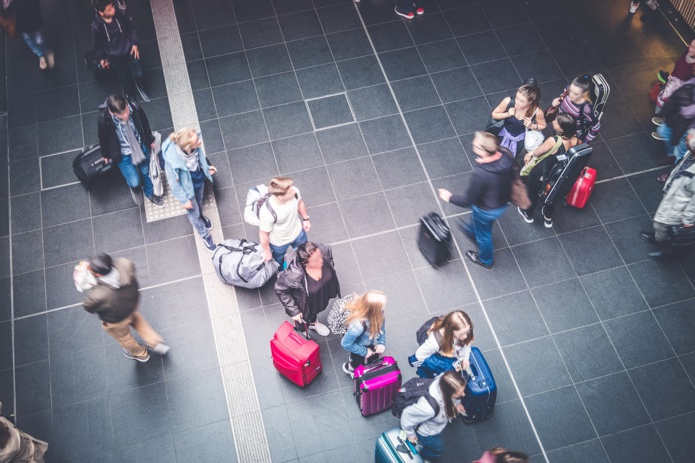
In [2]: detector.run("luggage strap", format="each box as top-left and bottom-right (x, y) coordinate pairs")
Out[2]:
(216, 239), (265, 284)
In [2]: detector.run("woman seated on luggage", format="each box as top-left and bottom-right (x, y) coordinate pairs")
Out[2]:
(275, 242), (340, 337)
(410, 310), (474, 379)
(475, 447), (530, 463)
(518, 113), (579, 229)
(549, 74), (600, 143)
(340, 290), (387, 377)
(489, 83), (546, 158)
(401, 370), (468, 461)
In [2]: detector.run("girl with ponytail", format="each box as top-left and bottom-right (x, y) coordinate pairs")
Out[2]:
(549, 74), (601, 143)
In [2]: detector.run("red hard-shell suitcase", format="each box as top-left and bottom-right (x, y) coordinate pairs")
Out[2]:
(353, 356), (402, 416)
(566, 167), (596, 209)
(270, 322), (322, 387)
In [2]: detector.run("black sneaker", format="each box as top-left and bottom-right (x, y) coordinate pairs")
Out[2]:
(639, 231), (657, 244)
(201, 215), (213, 231)
(543, 215), (553, 228)
(135, 82), (151, 103)
(202, 235), (216, 252)
(147, 195), (165, 208)
(518, 207), (534, 224)
(465, 250), (492, 269)
(342, 362), (354, 377)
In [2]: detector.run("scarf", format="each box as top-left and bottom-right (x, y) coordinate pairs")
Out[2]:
(498, 127), (527, 156)
(98, 267), (121, 289)
(118, 117), (147, 166)
(177, 145), (200, 172)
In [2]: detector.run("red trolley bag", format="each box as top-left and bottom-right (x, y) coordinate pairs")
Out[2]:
(353, 356), (402, 416)
(270, 321), (322, 387)
(566, 167), (597, 209)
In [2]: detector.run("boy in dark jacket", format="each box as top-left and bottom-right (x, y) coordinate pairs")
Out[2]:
(91, 0), (149, 101)
(13, 0), (54, 69)
(438, 131), (514, 269)
(97, 93), (164, 207)
(83, 253), (169, 362)
(655, 77), (695, 165)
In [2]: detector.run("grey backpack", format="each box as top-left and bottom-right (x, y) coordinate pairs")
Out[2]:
(327, 293), (356, 335)
(212, 239), (279, 289)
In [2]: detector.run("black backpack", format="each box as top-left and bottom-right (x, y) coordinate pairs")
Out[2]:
(391, 377), (440, 419)
(416, 316), (442, 346)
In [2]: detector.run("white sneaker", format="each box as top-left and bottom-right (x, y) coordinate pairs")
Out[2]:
(652, 116), (664, 126)
(309, 321), (330, 337)
(151, 343), (170, 355)
(629, 1), (639, 13)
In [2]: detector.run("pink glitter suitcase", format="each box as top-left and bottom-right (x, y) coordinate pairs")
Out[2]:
(353, 356), (402, 416)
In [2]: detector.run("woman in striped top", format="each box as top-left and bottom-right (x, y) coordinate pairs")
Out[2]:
(550, 74), (601, 143)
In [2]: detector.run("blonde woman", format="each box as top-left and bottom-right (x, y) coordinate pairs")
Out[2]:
(410, 310), (474, 378)
(162, 128), (218, 251)
(340, 290), (387, 376)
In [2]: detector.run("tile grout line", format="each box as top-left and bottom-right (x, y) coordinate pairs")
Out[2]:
(350, 4), (550, 462)
(149, 0), (272, 461)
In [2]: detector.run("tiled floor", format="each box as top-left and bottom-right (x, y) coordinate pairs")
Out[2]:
(1, 0), (695, 462)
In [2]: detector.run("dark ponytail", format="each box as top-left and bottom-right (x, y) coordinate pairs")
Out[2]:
(571, 74), (593, 103)
(556, 113), (577, 139)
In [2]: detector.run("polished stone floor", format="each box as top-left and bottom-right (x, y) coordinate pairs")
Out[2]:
(0, 0), (694, 461)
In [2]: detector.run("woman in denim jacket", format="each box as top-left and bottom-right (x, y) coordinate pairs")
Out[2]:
(340, 290), (387, 376)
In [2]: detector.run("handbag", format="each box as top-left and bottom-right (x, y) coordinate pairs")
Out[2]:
(657, 75), (685, 108)
(669, 225), (695, 246)
(510, 171), (531, 209)
(545, 89), (568, 123)
(524, 108), (544, 152)
(520, 136), (562, 177)
(485, 94), (516, 136)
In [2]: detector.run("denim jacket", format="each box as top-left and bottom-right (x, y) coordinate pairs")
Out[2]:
(340, 319), (386, 357)
(162, 135), (213, 204)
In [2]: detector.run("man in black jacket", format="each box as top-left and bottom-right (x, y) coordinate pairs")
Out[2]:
(14, 0), (54, 70)
(438, 131), (514, 269)
(98, 93), (164, 206)
(91, 0), (149, 101)
(654, 76), (695, 183)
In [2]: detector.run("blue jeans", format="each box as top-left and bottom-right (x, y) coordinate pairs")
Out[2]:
(270, 229), (307, 267)
(22, 30), (46, 58)
(461, 204), (507, 266)
(416, 432), (443, 460)
(118, 149), (154, 198)
(186, 178), (209, 239)
(657, 122), (688, 162)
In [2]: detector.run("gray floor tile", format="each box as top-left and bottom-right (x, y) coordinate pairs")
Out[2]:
(232, 0), (274, 20)
(296, 63), (345, 100)
(417, 39), (468, 74)
(10, 193), (41, 234)
(496, 23), (545, 57)
(340, 192), (396, 237)
(299, 443), (360, 463)
(576, 371), (650, 436)
(445, 97), (492, 136)
(391, 76), (441, 113)
(484, 291), (549, 346)
(273, 133), (325, 174)
(414, 259), (477, 310)
(14, 229), (45, 274)
(13, 270), (46, 317)
(193, 89), (218, 122)
(510, 50), (565, 84)
(627, 171), (665, 214)
(89, 173), (139, 217)
(238, 17), (284, 50)
(246, 44), (293, 78)
(405, 12), (454, 45)
(546, 439), (609, 463)
(336, 55), (386, 91)
(372, 147), (428, 190)
(306, 202), (348, 244)
(601, 424), (670, 463)
(553, 323), (623, 382)
(114, 433), (174, 463)
(471, 59), (522, 94)
(628, 259), (695, 308)
(50, 346), (108, 409)
(368, 21), (414, 53)
(110, 382), (171, 445)
(404, 106), (457, 144)
(142, 214), (195, 245)
(604, 311), (674, 369)
(655, 412), (695, 463)
(286, 35), (334, 70)
(193, 0), (236, 30)
(14, 314), (49, 367)
(352, 232), (410, 282)
(431, 67), (482, 104)
(160, 318), (220, 381)
(327, 156), (381, 200)
(326, 28), (373, 62)
(227, 143), (278, 184)
(360, 115), (412, 155)
(366, 271), (430, 323)
(41, 183), (91, 228)
(465, 247), (527, 299)
(278, 9), (323, 41)
(212, 80), (261, 117)
(174, 420), (237, 463)
(10, 158), (41, 197)
(307, 94), (354, 130)
(15, 360), (51, 416)
(199, 25), (243, 58)
(40, 149), (81, 189)
(347, 84), (398, 122)
(146, 236), (201, 286)
(603, 214), (655, 264)
(9, 124), (38, 162)
(48, 397), (114, 462)
(512, 237), (576, 287)
(92, 208), (144, 254)
(380, 48), (428, 81)
(264, 101), (314, 140)
(580, 266), (649, 320)
(166, 368), (229, 433)
(261, 404), (298, 461)
(598, 100), (645, 141)
(219, 111), (269, 150)
(188, 59), (211, 90)
(525, 386), (597, 451)
(629, 357), (695, 421)
(504, 336), (571, 397)
(532, 279), (599, 333)
(653, 299), (695, 356)
(313, 124), (365, 167)
(471, 399), (542, 457)
(443, 4), (492, 37)
(256, 72), (303, 108)
(591, 178), (647, 224)
(551, 201), (602, 235)
(0, 279), (10, 322)
(139, 278), (210, 334)
(385, 182), (441, 227)
(418, 137), (472, 179)
(456, 31), (506, 65)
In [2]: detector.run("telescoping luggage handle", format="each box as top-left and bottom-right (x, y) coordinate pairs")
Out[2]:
(293, 321), (315, 368)
(215, 239), (267, 285)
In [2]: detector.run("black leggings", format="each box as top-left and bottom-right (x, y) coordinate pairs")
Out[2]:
(349, 345), (375, 369)
(523, 157), (557, 218)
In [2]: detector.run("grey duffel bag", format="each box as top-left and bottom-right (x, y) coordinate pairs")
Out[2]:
(212, 239), (279, 289)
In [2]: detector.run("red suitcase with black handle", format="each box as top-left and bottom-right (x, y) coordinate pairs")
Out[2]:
(566, 167), (597, 209)
(270, 321), (322, 387)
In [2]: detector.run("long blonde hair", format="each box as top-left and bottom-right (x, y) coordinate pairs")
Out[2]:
(429, 310), (474, 357)
(439, 370), (468, 419)
(169, 128), (199, 153)
(345, 290), (386, 339)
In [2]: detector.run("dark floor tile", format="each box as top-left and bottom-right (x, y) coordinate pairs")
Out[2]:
(445, 97), (492, 136)
(471, 399), (542, 457)
(533, 278), (599, 332)
(510, 50), (565, 84)
(444, 5), (491, 37)
(484, 291), (548, 346)
(577, 371), (650, 436)
(580, 266), (648, 321)
(655, 412), (695, 463)
(181, 33), (203, 62)
(247, 44), (294, 79)
(602, 214), (654, 265)
(273, 133), (324, 174)
(306, 202), (348, 244)
(295, 64), (345, 101)
(255, 72), (303, 108)
(41, 183), (91, 227)
(554, 322), (623, 382)
(193, 0), (236, 30)
(199, 25), (243, 58)
(372, 147), (428, 190)
(277, 9), (323, 41)
(590, 178), (646, 224)
(316, 124), (369, 164)
(431, 67), (482, 103)
(286, 37), (333, 71)
(336, 55), (386, 90)
(512, 237), (576, 287)
(348, 84), (398, 122)
(456, 32), (506, 65)
(551, 203), (602, 236)
(10, 158), (41, 197)
(37, 115), (83, 156)
(366, 271), (431, 323)
(50, 345), (108, 409)
(327, 157), (381, 200)
(219, 111), (269, 150)
(627, 171), (664, 214)
(418, 137), (472, 179)
(264, 102), (314, 140)
(465, 247), (526, 298)
(601, 424), (671, 463)
(368, 21), (414, 53)
(546, 439), (609, 463)
(350, 231), (409, 282)
(654, 299), (695, 356)
(88, 170), (136, 217)
(386, 182), (445, 227)
(326, 28), (373, 62)
(15, 360), (51, 416)
(472, 59), (522, 94)
(391, 76), (441, 112)
(340, 192), (396, 237)
(417, 40), (466, 76)
(187, 59), (211, 90)
(49, 396), (115, 462)
(35, 85), (80, 123)
(113, 433), (174, 463)
(40, 149), (83, 189)
(161, 318), (221, 381)
(227, 143), (278, 185)
(557, 226), (623, 276)
(212, 80), (260, 118)
(308, 94), (355, 130)
(526, 386), (597, 451)
(12, 229), (44, 275)
(92, 208), (144, 254)
(576, 141), (624, 181)
(139, 98), (174, 132)
(604, 311), (674, 369)
(198, 119), (225, 154)
(173, 420), (237, 463)
(606, 132), (663, 175)
(8, 124), (38, 162)
(109, 382), (171, 445)
(239, 17), (283, 49)
(406, 12), (454, 45)
(414, 260), (477, 308)
(481, 0), (530, 28)
(45, 260), (84, 309)
(404, 106), (457, 144)
(259, 404), (297, 460)
(10, 193), (41, 233)
(166, 368), (228, 433)
(505, 336), (572, 397)
(193, 89), (219, 122)
(496, 24), (546, 57)
(14, 314), (49, 367)
(317, 3), (361, 34)
(628, 259), (695, 308)
(0, 366), (13, 415)
(146, 236), (201, 286)
(359, 115), (411, 155)
(380, 48), (428, 81)
(141, 214), (194, 246)
(233, 0), (274, 20)
(43, 219), (94, 267)
(0, 279), (10, 322)
(597, 100), (645, 141)
(205, 52), (251, 87)
(0, 237), (7, 280)
(13, 270), (46, 318)
(47, 305), (105, 360)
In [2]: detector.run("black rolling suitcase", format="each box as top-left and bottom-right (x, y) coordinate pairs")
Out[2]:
(417, 212), (451, 266)
(542, 144), (593, 206)
(73, 144), (113, 188)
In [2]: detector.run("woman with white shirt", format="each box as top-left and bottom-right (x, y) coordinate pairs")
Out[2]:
(400, 370), (468, 462)
(410, 311), (474, 378)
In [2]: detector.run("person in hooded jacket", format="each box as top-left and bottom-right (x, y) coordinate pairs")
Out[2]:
(400, 370), (468, 462)
(82, 253), (169, 362)
(275, 242), (340, 337)
(438, 131), (514, 269)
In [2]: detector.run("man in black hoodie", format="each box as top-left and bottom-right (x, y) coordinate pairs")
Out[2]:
(91, 0), (149, 101)
(438, 131), (514, 269)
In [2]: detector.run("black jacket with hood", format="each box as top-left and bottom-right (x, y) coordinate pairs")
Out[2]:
(91, 8), (138, 60)
(450, 148), (514, 210)
(274, 244), (341, 319)
(97, 97), (154, 164)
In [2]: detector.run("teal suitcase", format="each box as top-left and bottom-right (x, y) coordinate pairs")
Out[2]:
(375, 428), (424, 463)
